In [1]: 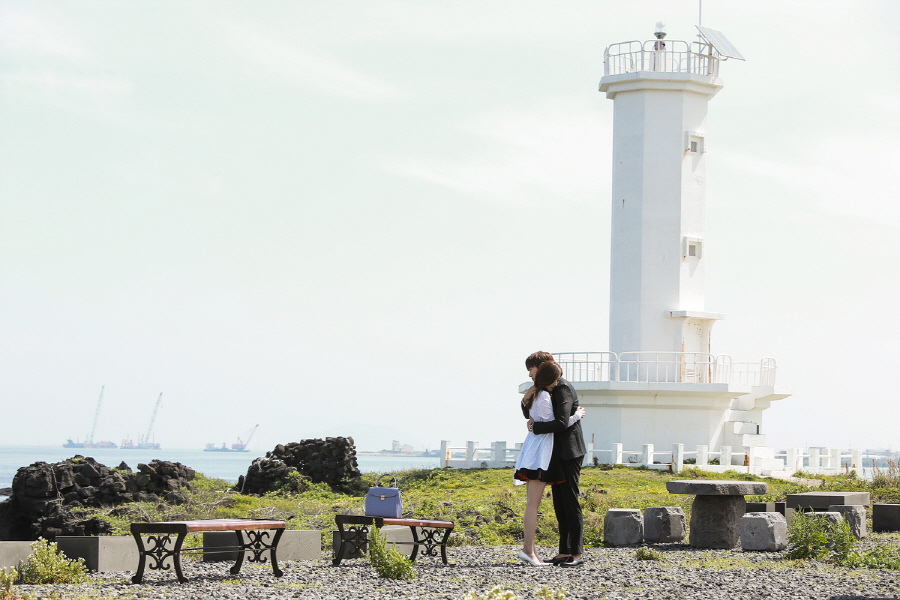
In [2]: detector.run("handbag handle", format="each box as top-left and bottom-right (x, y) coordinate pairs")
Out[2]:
(375, 474), (398, 488)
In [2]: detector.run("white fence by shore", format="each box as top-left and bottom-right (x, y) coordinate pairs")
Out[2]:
(439, 440), (883, 478)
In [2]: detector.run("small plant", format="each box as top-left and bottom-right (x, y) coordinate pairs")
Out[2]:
(463, 587), (521, 600)
(0, 567), (18, 600)
(635, 546), (665, 561)
(367, 529), (416, 580)
(536, 587), (566, 600)
(272, 470), (309, 495)
(17, 538), (88, 584)
(463, 586), (564, 600)
(785, 512), (856, 562)
(845, 543), (900, 570)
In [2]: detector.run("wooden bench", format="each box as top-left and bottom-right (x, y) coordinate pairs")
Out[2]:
(332, 515), (454, 566)
(130, 519), (286, 583)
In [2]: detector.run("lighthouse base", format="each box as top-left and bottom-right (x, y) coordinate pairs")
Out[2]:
(572, 381), (790, 462)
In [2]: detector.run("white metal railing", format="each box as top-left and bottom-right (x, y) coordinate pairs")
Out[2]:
(604, 39), (720, 77)
(439, 440), (890, 478)
(438, 440), (521, 469)
(554, 352), (777, 386)
(440, 441), (774, 475)
(772, 449), (892, 475)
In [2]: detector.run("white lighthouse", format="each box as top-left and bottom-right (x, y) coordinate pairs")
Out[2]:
(606, 22), (724, 359)
(536, 24), (790, 470)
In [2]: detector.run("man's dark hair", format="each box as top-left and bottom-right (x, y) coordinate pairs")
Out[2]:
(527, 361), (563, 410)
(525, 351), (555, 370)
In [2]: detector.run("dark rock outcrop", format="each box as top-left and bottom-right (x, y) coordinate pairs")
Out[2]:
(236, 437), (361, 494)
(0, 455), (195, 541)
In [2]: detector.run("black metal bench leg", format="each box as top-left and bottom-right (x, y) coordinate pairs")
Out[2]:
(440, 527), (454, 564)
(131, 532), (147, 584)
(230, 530), (246, 575)
(171, 533), (188, 583)
(408, 526), (420, 562)
(333, 517), (373, 566)
(269, 528), (285, 577)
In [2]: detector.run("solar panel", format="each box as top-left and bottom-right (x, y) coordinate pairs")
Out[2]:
(695, 25), (745, 61)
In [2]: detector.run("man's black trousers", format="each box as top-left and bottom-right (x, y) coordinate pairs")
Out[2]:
(551, 455), (584, 555)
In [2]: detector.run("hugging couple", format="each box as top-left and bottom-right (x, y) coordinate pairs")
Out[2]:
(513, 351), (587, 567)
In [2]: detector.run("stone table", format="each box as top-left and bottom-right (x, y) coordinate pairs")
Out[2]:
(785, 491), (870, 511)
(666, 480), (768, 548)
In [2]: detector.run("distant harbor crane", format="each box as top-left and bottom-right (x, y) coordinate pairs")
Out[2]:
(64, 386), (117, 449)
(121, 393), (163, 450)
(204, 424), (258, 452)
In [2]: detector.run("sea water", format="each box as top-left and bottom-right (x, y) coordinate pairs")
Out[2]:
(0, 445), (440, 499)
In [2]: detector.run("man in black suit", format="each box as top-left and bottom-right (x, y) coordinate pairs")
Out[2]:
(522, 351), (587, 567)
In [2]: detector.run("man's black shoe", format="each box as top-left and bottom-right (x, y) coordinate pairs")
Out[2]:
(559, 557), (584, 567)
(543, 555), (573, 564)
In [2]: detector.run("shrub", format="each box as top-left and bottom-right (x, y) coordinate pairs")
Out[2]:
(0, 568), (17, 600)
(367, 529), (416, 580)
(463, 587), (520, 600)
(463, 587), (565, 600)
(635, 546), (665, 561)
(845, 543), (900, 570)
(785, 511), (855, 561)
(536, 588), (566, 600)
(17, 538), (88, 584)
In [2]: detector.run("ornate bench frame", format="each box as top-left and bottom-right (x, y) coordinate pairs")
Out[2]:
(332, 515), (454, 566)
(130, 518), (285, 583)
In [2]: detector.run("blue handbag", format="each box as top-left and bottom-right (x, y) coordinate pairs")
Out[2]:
(364, 475), (403, 518)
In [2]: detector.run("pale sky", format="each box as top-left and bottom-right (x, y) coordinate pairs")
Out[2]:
(1, 1), (898, 454)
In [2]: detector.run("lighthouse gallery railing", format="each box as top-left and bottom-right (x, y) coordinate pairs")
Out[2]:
(603, 40), (720, 78)
(554, 352), (776, 386)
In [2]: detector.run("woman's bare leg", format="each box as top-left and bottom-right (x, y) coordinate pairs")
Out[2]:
(522, 479), (547, 561)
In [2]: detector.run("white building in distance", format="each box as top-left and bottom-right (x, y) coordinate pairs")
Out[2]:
(533, 25), (791, 465)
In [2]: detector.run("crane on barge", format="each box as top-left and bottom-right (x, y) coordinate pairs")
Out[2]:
(121, 393), (163, 449)
(204, 424), (258, 452)
(64, 386), (117, 448)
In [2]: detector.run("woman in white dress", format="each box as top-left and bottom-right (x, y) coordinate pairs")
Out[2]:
(514, 361), (584, 566)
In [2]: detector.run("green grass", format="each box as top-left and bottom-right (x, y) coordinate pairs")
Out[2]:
(80, 466), (828, 549)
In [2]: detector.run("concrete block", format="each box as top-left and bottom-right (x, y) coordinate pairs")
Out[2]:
(643, 507), (686, 543)
(786, 491), (870, 511)
(203, 530), (320, 562)
(604, 509), (643, 546)
(805, 511), (843, 527)
(0, 541), (34, 569)
(873, 503), (900, 533)
(828, 505), (867, 539)
(740, 512), (787, 551)
(56, 536), (138, 573)
(745, 502), (775, 513)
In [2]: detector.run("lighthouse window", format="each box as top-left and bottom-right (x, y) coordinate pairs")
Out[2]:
(683, 236), (703, 259)
(685, 132), (705, 154)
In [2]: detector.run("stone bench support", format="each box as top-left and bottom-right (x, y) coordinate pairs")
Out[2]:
(740, 512), (786, 551)
(828, 505), (867, 539)
(643, 507), (685, 543)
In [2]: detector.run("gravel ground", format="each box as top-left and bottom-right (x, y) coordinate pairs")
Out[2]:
(16, 545), (900, 600)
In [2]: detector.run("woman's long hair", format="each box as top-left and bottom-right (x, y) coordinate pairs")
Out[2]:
(526, 361), (562, 410)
